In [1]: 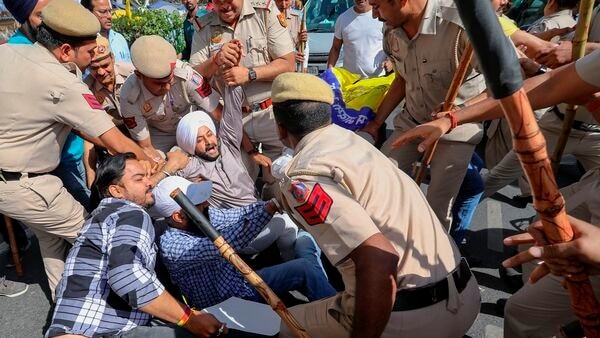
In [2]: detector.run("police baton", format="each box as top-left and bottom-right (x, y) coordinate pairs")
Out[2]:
(454, 0), (600, 335)
(170, 188), (310, 338)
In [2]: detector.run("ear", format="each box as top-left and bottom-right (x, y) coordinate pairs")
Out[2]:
(57, 44), (74, 63)
(107, 184), (124, 199)
(171, 210), (188, 225)
(276, 123), (288, 141)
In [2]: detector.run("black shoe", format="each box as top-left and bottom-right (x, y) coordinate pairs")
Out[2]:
(495, 298), (507, 315)
(499, 266), (524, 291)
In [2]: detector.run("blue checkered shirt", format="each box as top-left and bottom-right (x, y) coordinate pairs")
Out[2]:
(46, 198), (165, 337)
(160, 202), (271, 309)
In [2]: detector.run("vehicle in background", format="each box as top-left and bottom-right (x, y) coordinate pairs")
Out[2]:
(305, 0), (351, 74)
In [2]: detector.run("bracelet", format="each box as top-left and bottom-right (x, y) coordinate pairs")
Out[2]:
(445, 110), (458, 133)
(177, 306), (192, 327)
(162, 171), (172, 177)
(269, 197), (282, 214)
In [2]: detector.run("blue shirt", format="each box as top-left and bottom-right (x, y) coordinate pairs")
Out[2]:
(7, 30), (84, 164)
(47, 199), (165, 337)
(109, 30), (131, 63)
(182, 8), (210, 60)
(160, 202), (272, 309)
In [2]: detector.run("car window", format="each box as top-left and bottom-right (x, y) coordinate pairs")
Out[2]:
(306, 0), (352, 32)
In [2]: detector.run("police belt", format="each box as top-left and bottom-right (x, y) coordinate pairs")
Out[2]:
(552, 107), (600, 133)
(242, 98), (272, 113)
(392, 258), (472, 312)
(0, 170), (47, 181)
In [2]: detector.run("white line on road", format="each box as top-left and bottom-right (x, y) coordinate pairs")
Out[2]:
(487, 200), (504, 253)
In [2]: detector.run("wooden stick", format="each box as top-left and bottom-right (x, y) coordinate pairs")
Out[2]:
(414, 44), (474, 185)
(3, 215), (23, 277)
(500, 89), (600, 337)
(296, 2), (308, 73)
(170, 189), (310, 338)
(550, 0), (595, 171)
(453, 0), (600, 335)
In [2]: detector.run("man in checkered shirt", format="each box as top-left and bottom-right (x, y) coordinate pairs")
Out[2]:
(46, 153), (225, 338)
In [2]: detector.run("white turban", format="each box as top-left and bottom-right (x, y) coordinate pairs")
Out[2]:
(176, 111), (217, 155)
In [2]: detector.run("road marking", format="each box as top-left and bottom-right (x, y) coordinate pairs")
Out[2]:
(487, 200), (504, 252)
(485, 324), (504, 338)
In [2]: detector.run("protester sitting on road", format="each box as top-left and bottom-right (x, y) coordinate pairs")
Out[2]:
(46, 153), (226, 338)
(154, 176), (336, 310)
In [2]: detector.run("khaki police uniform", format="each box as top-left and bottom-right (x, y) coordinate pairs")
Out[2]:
(0, 0), (114, 297)
(189, 0), (295, 177)
(119, 59), (220, 153)
(85, 62), (133, 124)
(379, 0), (486, 230)
(528, 9), (576, 34)
(272, 73), (480, 337)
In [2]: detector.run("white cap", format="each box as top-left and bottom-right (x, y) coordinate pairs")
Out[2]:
(152, 176), (212, 217)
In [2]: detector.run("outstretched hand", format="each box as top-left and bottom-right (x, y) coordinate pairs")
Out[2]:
(390, 118), (451, 152)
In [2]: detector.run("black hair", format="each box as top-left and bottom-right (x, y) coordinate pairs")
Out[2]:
(36, 25), (93, 50)
(80, 0), (95, 11)
(555, 0), (579, 9)
(272, 100), (331, 137)
(94, 152), (137, 198)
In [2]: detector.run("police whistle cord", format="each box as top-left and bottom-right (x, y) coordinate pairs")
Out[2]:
(170, 188), (311, 338)
(454, 0), (600, 336)
(414, 43), (474, 185)
(550, 0), (595, 171)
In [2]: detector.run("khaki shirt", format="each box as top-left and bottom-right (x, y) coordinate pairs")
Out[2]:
(286, 9), (302, 48)
(527, 9), (576, 34)
(280, 124), (461, 305)
(119, 60), (220, 141)
(84, 62), (134, 122)
(0, 43), (115, 173)
(383, 0), (485, 143)
(189, 0), (294, 105)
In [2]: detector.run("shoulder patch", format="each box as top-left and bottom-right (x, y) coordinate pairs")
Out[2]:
(82, 94), (103, 110)
(294, 183), (333, 226)
(277, 12), (288, 27)
(195, 79), (213, 98)
(123, 116), (137, 129)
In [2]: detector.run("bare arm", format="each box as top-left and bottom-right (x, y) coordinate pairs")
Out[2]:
(255, 52), (295, 81)
(135, 136), (163, 163)
(98, 127), (152, 162)
(327, 37), (343, 69)
(349, 233), (399, 338)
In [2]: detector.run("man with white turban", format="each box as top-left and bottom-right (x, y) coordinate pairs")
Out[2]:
(173, 86), (300, 260)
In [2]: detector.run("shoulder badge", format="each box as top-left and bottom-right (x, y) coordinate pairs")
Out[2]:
(277, 12), (288, 27)
(143, 102), (153, 113)
(289, 180), (309, 202)
(211, 29), (223, 44)
(82, 94), (103, 110)
(123, 116), (137, 129)
(294, 183), (333, 226)
(195, 78), (213, 98)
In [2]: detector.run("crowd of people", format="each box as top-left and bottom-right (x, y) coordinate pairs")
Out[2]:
(1, 0), (600, 337)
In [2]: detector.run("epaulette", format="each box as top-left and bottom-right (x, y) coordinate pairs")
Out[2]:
(290, 8), (302, 17)
(438, 1), (464, 29)
(251, 0), (273, 10)
(125, 77), (142, 104)
(173, 60), (193, 81)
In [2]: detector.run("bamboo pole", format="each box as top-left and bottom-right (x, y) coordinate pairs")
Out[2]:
(170, 189), (310, 338)
(550, 0), (595, 171)
(414, 44), (474, 185)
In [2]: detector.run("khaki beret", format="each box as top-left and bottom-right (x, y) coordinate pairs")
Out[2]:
(272, 73), (334, 105)
(42, 0), (100, 40)
(131, 35), (177, 79)
(92, 35), (112, 62)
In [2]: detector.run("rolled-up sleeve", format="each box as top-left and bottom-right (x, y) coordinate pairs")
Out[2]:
(107, 210), (165, 308)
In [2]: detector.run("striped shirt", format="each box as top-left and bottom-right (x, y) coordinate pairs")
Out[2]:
(160, 202), (271, 309)
(46, 198), (165, 337)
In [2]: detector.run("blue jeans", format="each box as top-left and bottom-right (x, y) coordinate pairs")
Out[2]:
(53, 159), (91, 212)
(250, 232), (336, 302)
(450, 153), (484, 245)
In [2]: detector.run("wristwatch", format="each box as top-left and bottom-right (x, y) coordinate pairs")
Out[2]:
(247, 143), (260, 155)
(248, 68), (257, 82)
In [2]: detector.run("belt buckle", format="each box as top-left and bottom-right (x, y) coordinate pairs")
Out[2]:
(251, 103), (261, 112)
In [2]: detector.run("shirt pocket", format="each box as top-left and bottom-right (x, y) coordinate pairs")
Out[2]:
(246, 37), (269, 67)
(420, 58), (453, 103)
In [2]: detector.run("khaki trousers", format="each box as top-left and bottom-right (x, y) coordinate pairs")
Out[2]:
(381, 132), (475, 231)
(279, 276), (480, 337)
(241, 106), (284, 180)
(0, 174), (84, 299)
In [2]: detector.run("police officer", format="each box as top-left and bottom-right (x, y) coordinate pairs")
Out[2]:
(85, 35), (134, 125)
(189, 0), (295, 179)
(120, 35), (222, 161)
(360, 0), (487, 231)
(0, 0), (149, 297)
(275, 0), (309, 70)
(273, 73), (480, 337)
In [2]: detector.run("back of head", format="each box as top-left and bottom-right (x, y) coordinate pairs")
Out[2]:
(556, 0), (578, 10)
(37, 0), (100, 49)
(95, 153), (137, 198)
(271, 73), (334, 137)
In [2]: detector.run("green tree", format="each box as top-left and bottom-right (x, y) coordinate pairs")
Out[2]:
(112, 8), (185, 54)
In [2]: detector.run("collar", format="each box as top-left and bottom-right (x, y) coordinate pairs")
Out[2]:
(293, 124), (335, 155)
(418, 0), (462, 36)
(545, 9), (573, 19)
(100, 197), (147, 211)
(27, 43), (82, 79)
